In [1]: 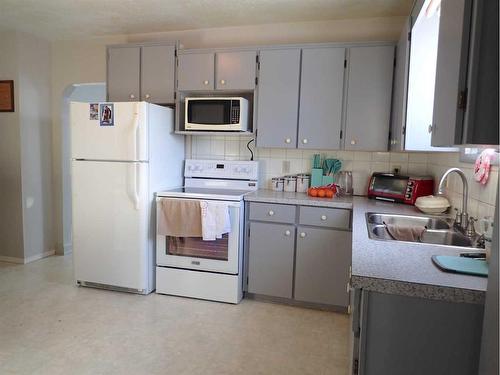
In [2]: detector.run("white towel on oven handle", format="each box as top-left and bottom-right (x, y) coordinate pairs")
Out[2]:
(200, 201), (231, 241)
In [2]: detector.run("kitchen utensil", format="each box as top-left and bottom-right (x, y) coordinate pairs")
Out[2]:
(323, 159), (342, 176)
(415, 195), (450, 214)
(313, 154), (321, 169)
(296, 174), (310, 193)
(284, 175), (297, 192)
(271, 177), (284, 192)
(335, 171), (353, 196)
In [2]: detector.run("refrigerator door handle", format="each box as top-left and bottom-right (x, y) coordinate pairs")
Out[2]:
(130, 163), (140, 210)
(133, 103), (140, 161)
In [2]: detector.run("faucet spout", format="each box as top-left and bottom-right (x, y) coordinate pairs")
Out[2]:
(438, 168), (469, 229)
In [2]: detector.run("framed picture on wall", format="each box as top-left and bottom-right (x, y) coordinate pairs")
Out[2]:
(0, 80), (14, 112)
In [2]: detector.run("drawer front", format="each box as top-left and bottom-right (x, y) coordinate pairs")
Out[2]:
(299, 206), (351, 229)
(249, 202), (296, 223)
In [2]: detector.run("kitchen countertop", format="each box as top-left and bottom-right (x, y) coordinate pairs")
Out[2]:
(244, 190), (487, 304)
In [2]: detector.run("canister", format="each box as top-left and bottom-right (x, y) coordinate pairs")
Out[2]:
(296, 173), (310, 193)
(283, 175), (297, 192)
(271, 177), (284, 192)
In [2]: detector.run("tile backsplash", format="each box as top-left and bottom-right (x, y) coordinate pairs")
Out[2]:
(188, 135), (498, 219)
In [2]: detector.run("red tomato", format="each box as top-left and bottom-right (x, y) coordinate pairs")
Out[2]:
(325, 190), (334, 198)
(309, 188), (318, 197)
(317, 189), (326, 198)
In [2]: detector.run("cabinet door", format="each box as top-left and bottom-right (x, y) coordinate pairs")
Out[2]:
(177, 53), (215, 91)
(107, 46), (141, 102)
(215, 51), (256, 90)
(298, 47), (345, 150)
(344, 46), (395, 151)
(256, 49), (301, 148)
(431, 0), (472, 146)
(295, 227), (351, 306)
(247, 222), (295, 299)
(141, 45), (176, 103)
(390, 20), (410, 151)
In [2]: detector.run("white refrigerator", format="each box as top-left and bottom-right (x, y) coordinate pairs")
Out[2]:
(70, 102), (184, 294)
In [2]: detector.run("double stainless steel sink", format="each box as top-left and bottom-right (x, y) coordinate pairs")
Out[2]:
(366, 212), (474, 248)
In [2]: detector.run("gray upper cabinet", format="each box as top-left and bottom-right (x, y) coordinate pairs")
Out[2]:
(107, 46), (141, 102)
(107, 43), (176, 103)
(390, 21), (410, 151)
(247, 222), (295, 299)
(256, 49), (301, 148)
(298, 47), (345, 150)
(215, 51), (256, 90)
(141, 45), (176, 103)
(431, 0), (472, 147)
(177, 53), (215, 91)
(294, 227), (351, 306)
(344, 46), (395, 151)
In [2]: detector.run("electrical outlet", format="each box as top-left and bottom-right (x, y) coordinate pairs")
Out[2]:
(392, 165), (401, 174)
(282, 160), (290, 174)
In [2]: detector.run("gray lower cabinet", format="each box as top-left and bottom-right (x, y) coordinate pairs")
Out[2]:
(344, 46), (395, 151)
(295, 227), (351, 306)
(352, 289), (484, 375)
(246, 202), (352, 308)
(177, 52), (215, 91)
(141, 45), (176, 103)
(255, 49), (301, 148)
(107, 46), (141, 102)
(247, 222), (295, 299)
(215, 51), (256, 90)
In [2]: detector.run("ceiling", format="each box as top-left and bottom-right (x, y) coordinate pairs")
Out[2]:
(0, 0), (412, 40)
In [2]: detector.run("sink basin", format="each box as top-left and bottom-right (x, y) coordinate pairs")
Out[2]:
(366, 212), (474, 248)
(420, 230), (473, 247)
(366, 212), (452, 230)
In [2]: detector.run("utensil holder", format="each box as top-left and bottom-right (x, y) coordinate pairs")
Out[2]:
(322, 175), (334, 185)
(311, 168), (323, 187)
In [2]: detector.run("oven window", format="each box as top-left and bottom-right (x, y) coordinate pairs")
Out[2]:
(165, 235), (229, 261)
(187, 100), (230, 125)
(372, 177), (408, 195)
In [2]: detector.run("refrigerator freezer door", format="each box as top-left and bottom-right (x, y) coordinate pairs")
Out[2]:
(71, 102), (148, 161)
(72, 160), (150, 291)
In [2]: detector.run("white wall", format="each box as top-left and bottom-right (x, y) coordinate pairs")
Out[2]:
(0, 29), (53, 262)
(0, 29), (24, 259)
(50, 16), (406, 251)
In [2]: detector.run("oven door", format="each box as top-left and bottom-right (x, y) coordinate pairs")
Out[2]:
(156, 198), (242, 274)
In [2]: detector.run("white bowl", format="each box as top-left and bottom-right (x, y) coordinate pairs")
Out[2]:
(415, 195), (450, 214)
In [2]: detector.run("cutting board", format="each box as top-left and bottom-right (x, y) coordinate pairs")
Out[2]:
(431, 255), (488, 277)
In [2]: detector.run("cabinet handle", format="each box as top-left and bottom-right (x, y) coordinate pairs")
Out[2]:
(302, 138), (308, 144)
(346, 282), (351, 293)
(300, 232), (306, 238)
(284, 230), (291, 236)
(129, 94), (135, 99)
(145, 94), (151, 99)
(350, 139), (356, 145)
(220, 79), (226, 85)
(428, 124), (433, 133)
(321, 215), (327, 221)
(268, 210), (274, 216)
(203, 80), (209, 85)
(285, 138), (291, 144)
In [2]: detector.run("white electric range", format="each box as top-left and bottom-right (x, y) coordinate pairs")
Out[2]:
(155, 159), (259, 304)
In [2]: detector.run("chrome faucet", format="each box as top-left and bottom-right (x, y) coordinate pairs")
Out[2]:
(438, 168), (469, 231)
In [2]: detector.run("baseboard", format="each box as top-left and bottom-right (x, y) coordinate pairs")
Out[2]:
(24, 249), (56, 264)
(0, 255), (25, 264)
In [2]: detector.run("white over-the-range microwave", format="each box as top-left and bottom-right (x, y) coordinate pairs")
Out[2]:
(184, 97), (249, 131)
